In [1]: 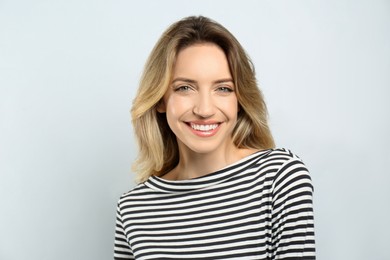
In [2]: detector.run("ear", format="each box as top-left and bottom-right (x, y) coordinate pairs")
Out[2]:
(156, 100), (166, 113)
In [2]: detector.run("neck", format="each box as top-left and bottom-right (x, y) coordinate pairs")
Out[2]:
(167, 145), (256, 181)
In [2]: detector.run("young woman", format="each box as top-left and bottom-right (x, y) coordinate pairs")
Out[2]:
(114, 16), (315, 259)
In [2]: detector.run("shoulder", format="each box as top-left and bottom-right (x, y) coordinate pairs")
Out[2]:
(259, 148), (308, 169)
(262, 147), (303, 161)
(255, 148), (312, 187)
(265, 148), (313, 194)
(250, 148), (307, 171)
(270, 147), (309, 172)
(116, 182), (149, 210)
(240, 148), (311, 183)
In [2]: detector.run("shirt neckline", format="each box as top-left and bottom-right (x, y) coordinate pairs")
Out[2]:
(143, 149), (272, 193)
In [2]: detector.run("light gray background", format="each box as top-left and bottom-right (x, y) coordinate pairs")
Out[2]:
(1, 0), (389, 259)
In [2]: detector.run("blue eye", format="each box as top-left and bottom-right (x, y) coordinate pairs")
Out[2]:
(175, 85), (192, 92)
(217, 86), (234, 93)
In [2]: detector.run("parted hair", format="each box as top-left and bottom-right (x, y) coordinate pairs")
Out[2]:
(131, 16), (275, 183)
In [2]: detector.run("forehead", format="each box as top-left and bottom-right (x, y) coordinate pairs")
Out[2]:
(173, 43), (231, 79)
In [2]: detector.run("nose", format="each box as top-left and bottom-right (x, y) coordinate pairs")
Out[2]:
(193, 92), (216, 118)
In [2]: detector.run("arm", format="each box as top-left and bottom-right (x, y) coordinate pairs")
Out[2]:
(114, 204), (135, 260)
(271, 156), (316, 259)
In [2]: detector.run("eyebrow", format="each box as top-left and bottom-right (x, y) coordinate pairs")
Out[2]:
(171, 77), (234, 85)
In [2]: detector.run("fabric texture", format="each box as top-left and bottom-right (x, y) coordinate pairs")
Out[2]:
(114, 148), (315, 259)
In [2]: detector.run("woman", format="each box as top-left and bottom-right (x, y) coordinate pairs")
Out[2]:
(114, 16), (315, 259)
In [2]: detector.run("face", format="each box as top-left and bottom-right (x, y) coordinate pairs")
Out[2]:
(159, 43), (239, 156)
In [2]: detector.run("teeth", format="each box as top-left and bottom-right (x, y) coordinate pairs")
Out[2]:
(190, 123), (218, 131)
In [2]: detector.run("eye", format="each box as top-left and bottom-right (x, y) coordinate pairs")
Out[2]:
(174, 85), (193, 92)
(216, 86), (234, 93)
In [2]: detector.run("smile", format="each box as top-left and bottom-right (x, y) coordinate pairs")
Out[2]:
(190, 123), (219, 131)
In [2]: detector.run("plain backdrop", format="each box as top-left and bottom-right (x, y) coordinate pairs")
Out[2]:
(1, 0), (389, 259)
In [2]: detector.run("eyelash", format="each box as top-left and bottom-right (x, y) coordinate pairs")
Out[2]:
(174, 85), (192, 92)
(217, 86), (234, 93)
(173, 85), (234, 93)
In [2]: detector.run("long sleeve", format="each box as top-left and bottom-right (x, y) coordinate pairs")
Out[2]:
(271, 155), (316, 259)
(114, 203), (134, 260)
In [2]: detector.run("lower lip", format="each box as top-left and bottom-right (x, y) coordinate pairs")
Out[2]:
(187, 124), (221, 137)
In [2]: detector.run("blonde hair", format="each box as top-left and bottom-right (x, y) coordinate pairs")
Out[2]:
(131, 16), (275, 183)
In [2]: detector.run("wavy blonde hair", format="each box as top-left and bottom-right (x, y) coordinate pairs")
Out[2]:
(131, 16), (275, 182)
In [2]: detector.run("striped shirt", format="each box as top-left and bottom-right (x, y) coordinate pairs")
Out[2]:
(114, 148), (315, 259)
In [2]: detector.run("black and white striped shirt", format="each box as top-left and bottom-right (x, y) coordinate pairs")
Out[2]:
(114, 148), (315, 259)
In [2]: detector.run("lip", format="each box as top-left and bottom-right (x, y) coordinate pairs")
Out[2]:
(186, 121), (221, 137)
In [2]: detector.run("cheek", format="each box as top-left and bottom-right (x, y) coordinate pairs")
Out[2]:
(220, 96), (239, 117)
(165, 96), (192, 118)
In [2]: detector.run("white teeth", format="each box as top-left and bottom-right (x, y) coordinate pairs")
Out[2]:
(190, 123), (218, 131)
